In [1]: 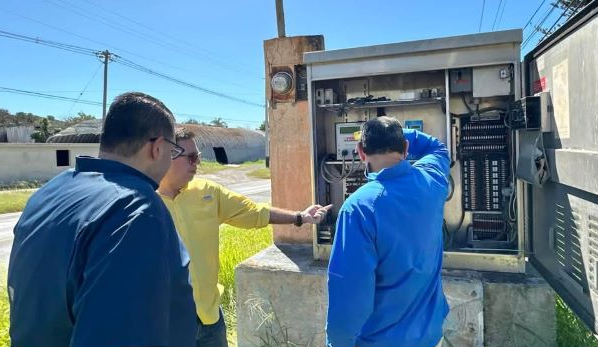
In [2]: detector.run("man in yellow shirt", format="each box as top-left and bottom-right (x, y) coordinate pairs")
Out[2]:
(158, 128), (331, 347)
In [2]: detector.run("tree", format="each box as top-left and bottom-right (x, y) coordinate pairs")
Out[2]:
(0, 109), (10, 125)
(183, 119), (199, 124)
(14, 112), (37, 125)
(210, 117), (228, 128)
(553, 0), (590, 17)
(257, 120), (266, 131)
(64, 111), (97, 127)
(538, 0), (591, 36)
(30, 118), (59, 143)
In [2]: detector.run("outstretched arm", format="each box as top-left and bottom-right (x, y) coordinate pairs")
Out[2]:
(269, 204), (333, 225)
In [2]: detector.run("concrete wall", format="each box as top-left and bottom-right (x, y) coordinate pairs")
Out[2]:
(236, 245), (557, 347)
(0, 143), (99, 185)
(264, 36), (324, 244)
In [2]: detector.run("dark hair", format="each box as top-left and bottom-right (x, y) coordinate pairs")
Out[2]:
(100, 92), (175, 157)
(174, 127), (196, 143)
(360, 116), (406, 155)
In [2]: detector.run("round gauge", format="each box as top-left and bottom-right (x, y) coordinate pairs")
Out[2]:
(271, 72), (293, 94)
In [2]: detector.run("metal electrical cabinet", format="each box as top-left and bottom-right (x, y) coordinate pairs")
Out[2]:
(302, 2), (598, 335)
(523, 2), (598, 334)
(304, 29), (524, 273)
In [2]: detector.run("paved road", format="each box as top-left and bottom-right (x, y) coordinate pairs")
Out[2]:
(0, 177), (271, 265)
(0, 212), (21, 266)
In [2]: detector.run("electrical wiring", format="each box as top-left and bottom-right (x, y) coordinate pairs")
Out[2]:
(45, 0), (264, 80)
(320, 154), (361, 184)
(0, 29), (265, 108)
(522, 0), (561, 48)
(0, 87), (102, 106)
(65, 63), (103, 115)
(114, 57), (265, 108)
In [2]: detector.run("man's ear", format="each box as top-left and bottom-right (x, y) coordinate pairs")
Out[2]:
(357, 142), (366, 161)
(149, 136), (163, 160)
(403, 140), (410, 160)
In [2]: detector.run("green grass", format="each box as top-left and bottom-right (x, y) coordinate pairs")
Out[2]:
(0, 226), (272, 347)
(0, 237), (598, 347)
(0, 180), (43, 191)
(557, 295), (598, 347)
(0, 270), (8, 347)
(0, 191), (33, 214)
(198, 160), (228, 174)
(240, 159), (266, 167)
(246, 168), (271, 179)
(219, 225), (273, 346)
(1, 184), (597, 347)
(198, 159), (267, 175)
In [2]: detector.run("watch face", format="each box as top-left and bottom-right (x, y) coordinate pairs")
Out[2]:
(271, 72), (293, 94)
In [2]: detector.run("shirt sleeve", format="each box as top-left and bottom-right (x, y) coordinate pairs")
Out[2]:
(216, 183), (271, 228)
(69, 211), (172, 347)
(404, 128), (450, 185)
(326, 206), (377, 347)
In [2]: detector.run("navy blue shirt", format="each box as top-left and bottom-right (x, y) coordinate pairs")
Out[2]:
(8, 157), (197, 347)
(327, 129), (450, 347)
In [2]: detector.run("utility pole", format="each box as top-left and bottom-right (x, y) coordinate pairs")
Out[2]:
(275, 0), (286, 38)
(98, 50), (112, 123)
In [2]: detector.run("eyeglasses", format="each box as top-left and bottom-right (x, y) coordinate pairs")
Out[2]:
(149, 137), (185, 159)
(177, 152), (201, 165)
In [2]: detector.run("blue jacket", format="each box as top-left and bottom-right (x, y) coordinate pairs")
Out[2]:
(327, 129), (450, 347)
(8, 157), (197, 347)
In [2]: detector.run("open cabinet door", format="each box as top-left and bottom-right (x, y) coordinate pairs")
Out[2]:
(523, 2), (598, 334)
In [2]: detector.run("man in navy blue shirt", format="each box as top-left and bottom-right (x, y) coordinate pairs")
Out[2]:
(326, 116), (450, 347)
(8, 92), (198, 347)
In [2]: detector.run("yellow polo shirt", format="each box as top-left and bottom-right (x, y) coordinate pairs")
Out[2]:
(159, 178), (270, 324)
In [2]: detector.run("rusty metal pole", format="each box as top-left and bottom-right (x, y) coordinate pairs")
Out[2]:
(275, 0), (286, 38)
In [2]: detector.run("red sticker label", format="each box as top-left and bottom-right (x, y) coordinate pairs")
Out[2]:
(533, 77), (547, 94)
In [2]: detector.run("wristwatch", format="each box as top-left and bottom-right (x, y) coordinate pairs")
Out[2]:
(294, 212), (303, 227)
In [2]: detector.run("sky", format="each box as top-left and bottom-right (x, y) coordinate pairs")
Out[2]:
(0, 0), (561, 128)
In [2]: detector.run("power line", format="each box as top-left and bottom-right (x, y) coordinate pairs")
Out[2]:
(492, 0), (505, 30)
(0, 86), (262, 124)
(496, 0), (508, 29)
(45, 0), (195, 59)
(479, 0), (486, 32)
(78, 0), (260, 79)
(539, 0), (587, 42)
(539, 1), (576, 41)
(0, 29), (96, 56)
(66, 63), (103, 116)
(2, 10), (253, 88)
(114, 57), (264, 108)
(0, 29), (265, 108)
(522, 0), (561, 48)
(0, 87), (103, 106)
(45, 0), (264, 81)
(523, 0), (548, 30)
(9, 89), (263, 96)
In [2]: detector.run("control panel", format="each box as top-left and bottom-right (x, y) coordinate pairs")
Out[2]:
(335, 122), (362, 160)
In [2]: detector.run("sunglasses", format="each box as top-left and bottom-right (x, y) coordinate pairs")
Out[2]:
(177, 152), (201, 165)
(149, 137), (186, 159)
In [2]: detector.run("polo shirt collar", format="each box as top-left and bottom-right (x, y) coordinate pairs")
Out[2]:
(367, 160), (411, 181)
(75, 156), (159, 189)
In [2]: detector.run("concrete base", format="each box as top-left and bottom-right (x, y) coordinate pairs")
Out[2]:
(236, 244), (556, 347)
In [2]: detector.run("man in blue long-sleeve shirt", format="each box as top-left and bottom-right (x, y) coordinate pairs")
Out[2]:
(8, 92), (198, 347)
(326, 116), (450, 347)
